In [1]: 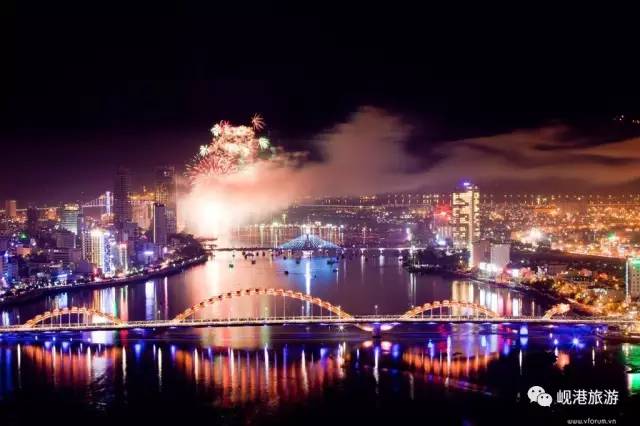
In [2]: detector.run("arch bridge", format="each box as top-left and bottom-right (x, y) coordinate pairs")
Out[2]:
(174, 287), (352, 322)
(401, 300), (498, 319)
(0, 289), (635, 334)
(23, 307), (123, 328)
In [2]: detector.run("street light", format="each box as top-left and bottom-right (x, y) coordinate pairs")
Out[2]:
(374, 305), (378, 316)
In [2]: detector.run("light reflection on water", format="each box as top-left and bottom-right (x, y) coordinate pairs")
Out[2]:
(622, 343), (640, 394)
(1, 330), (638, 402)
(0, 326), (639, 425)
(1, 253), (640, 421)
(0, 338), (352, 407)
(0, 253), (543, 327)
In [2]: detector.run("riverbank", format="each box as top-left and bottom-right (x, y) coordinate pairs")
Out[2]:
(408, 266), (596, 314)
(460, 273), (593, 316)
(469, 275), (600, 316)
(0, 255), (209, 309)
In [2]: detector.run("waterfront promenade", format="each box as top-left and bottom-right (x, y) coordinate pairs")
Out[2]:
(0, 255), (208, 308)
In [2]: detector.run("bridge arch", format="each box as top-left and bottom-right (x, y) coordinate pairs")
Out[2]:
(401, 300), (499, 319)
(23, 307), (123, 328)
(173, 288), (354, 322)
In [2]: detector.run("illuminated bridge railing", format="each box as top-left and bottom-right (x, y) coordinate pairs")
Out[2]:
(1, 290), (636, 333)
(0, 315), (638, 333)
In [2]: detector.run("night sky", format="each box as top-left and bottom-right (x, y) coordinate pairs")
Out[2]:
(3, 4), (640, 204)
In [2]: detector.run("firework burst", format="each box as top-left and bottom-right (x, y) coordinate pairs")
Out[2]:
(251, 113), (265, 131)
(187, 116), (272, 182)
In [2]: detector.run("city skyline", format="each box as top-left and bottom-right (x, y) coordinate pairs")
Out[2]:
(4, 7), (640, 425)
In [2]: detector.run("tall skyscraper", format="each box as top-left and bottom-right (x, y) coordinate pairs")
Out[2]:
(80, 224), (91, 261)
(60, 203), (80, 235)
(114, 243), (129, 273)
(153, 203), (167, 247)
(1, 252), (18, 286)
(26, 207), (39, 234)
(105, 190), (112, 217)
(451, 182), (480, 251)
(155, 166), (177, 234)
(4, 200), (17, 218)
(113, 167), (132, 229)
(77, 213), (86, 253)
(77, 213), (85, 235)
(87, 228), (113, 275)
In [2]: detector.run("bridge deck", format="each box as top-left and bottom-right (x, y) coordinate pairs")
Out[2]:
(0, 315), (635, 334)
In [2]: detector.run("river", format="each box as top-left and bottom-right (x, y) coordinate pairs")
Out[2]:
(0, 252), (639, 425)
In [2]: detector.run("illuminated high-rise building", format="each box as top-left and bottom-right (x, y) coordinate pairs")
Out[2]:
(4, 200), (17, 218)
(105, 190), (112, 217)
(1, 252), (18, 286)
(77, 213), (86, 252)
(451, 182), (480, 251)
(113, 167), (132, 230)
(77, 213), (85, 234)
(80, 226), (90, 261)
(153, 203), (167, 247)
(625, 258), (640, 299)
(60, 203), (80, 235)
(131, 191), (155, 231)
(87, 228), (113, 275)
(114, 243), (129, 273)
(155, 166), (177, 234)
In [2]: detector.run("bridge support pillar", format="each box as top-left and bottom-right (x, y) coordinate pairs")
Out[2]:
(371, 323), (382, 339)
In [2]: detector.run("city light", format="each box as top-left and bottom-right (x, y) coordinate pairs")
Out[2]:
(3, 27), (640, 423)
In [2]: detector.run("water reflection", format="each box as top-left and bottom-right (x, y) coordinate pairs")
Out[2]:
(1, 253), (547, 327)
(0, 340), (351, 407)
(621, 343), (640, 394)
(0, 329), (638, 417)
(452, 281), (531, 317)
(1, 251), (638, 422)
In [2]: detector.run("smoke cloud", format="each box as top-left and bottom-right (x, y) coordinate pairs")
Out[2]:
(181, 107), (640, 238)
(426, 126), (640, 186)
(181, 107), (426, 238)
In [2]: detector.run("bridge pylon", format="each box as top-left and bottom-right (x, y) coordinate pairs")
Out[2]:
(371, 323), (382, 339)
